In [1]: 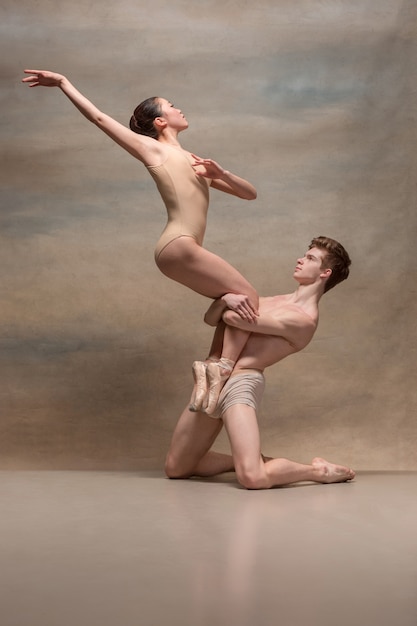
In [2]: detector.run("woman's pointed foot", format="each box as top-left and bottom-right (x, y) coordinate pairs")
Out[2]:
(204, 358), (234, 415)
(189, 361), (208, 412)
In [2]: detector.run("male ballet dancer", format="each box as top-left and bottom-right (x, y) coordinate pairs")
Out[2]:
(165, 236), (355, 489)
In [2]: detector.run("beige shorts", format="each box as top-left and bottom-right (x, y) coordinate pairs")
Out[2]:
(210, 370), (265, 419)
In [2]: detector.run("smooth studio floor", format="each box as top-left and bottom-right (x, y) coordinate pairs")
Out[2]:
(1, 470), (416, 626)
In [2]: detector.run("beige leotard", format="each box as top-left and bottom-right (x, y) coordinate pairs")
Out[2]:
(147, 147), (211, 260)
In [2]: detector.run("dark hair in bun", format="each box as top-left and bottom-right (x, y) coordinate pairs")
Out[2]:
(130, 97), (162, 139)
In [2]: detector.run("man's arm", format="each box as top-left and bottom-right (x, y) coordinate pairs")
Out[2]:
(222, 308), (316, 349)
(204, 294), (259, 326)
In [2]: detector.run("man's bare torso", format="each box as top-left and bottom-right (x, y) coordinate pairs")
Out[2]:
(233, 294), (318, 373)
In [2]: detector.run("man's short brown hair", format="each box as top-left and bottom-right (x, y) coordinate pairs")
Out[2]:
(309, 236), (351, 292)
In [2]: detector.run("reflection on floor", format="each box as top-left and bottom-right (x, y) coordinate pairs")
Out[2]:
(1, 471), (416, 626)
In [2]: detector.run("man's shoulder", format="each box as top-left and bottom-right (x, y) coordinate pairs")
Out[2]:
(260, 295), (318, 325)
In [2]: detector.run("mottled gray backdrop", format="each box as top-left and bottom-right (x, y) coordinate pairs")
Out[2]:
(1, 0), (416, 469)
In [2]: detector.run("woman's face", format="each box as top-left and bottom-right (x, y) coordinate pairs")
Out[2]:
(158, 98), (189, 132)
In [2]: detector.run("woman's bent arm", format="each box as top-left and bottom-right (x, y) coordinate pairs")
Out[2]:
(192, 154), (257, 200)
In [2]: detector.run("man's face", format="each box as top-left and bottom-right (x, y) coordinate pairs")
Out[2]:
(293, 247), (329, 285)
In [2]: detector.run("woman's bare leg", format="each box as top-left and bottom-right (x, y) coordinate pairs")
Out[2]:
(205, 321), (249, 363)
(156, 237), (258, 310)
(190, 322), (250, 413)
(203, 324), (251, 414)
(206, 321), (226, 361)
(158, 238), (258, 413)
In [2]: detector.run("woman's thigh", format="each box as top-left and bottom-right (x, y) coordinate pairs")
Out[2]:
(156, 237), (258, 303)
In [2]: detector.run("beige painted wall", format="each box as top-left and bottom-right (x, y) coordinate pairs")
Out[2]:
(1, 0), (416, 470)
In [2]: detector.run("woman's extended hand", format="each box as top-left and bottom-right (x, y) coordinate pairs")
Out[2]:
(191, 154), (226, 180)
(22, 69), (65, 88)
(221, 293), (259, 323)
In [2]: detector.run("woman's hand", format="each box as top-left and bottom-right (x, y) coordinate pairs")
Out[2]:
(221, 293), (259, 323)
(22, 69), (65, 88)
(191, 154), (226, 180)
(193, 153), (257, 200)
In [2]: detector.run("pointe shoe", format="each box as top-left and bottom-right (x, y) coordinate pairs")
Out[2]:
(189, 361), (208, 412)
(204, 358), (234, 415)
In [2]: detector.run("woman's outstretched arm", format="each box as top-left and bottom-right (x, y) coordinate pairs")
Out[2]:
(22, 69), (162, 165)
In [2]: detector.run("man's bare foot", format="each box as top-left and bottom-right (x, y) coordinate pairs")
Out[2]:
(312, 457), (355, 483)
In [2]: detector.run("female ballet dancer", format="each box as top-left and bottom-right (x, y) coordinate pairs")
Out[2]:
(22, 69), (258, 396)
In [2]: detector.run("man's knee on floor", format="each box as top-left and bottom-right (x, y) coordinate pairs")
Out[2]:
(235, 462), (268, 490)
(164, 452), (192, 479)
